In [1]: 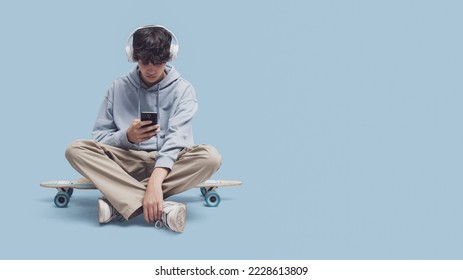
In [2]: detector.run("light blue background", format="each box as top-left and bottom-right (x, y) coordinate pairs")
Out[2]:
(1, 0), (462, 259)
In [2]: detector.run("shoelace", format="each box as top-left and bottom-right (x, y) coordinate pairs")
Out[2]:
(107, 203), (125, 222)
(154, 210), (170, 230)
(154, 220), (164, 229)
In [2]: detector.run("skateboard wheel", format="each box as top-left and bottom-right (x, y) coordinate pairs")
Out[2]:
(54, 191), (70, 208)
(205, 191), (221, 207)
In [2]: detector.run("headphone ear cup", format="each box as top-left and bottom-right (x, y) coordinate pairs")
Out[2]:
(125, 44), (134, 62)
(170, 43), (179, 61)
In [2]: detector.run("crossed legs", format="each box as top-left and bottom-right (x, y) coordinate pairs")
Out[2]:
(65, 140), (222, 220)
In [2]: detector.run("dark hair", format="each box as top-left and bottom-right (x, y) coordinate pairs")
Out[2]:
(132, 26), (172, 64)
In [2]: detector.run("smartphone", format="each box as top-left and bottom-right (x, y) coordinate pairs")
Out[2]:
(140, 111), (158, 130)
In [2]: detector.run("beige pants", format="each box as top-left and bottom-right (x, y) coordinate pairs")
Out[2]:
(65, 140), (222, 219)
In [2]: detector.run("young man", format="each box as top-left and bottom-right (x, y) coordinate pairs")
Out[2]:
(65, 25), (221, 233)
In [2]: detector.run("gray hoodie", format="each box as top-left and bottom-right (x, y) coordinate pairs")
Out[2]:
(92, 65), (198, 169)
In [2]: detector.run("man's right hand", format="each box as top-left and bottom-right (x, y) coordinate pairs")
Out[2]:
(126, 119), (160, 143)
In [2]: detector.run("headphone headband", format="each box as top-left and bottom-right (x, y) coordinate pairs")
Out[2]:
(125, 25), (179, 63)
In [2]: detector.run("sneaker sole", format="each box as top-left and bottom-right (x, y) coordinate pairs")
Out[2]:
(170, 204), (186, 233)
(175, 205), (186, 233)
(98, 199), (110, 224)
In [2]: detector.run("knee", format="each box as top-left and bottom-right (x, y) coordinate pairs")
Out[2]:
(65, 140), (93, 162)
(200, 144), (222, 172)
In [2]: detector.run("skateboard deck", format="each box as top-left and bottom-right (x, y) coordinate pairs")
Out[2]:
(40, 178), (242, 208)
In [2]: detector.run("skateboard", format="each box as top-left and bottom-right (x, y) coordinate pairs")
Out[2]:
(40, 178), (242, 208)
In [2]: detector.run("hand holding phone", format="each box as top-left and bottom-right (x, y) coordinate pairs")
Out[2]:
(141, 112), (158, 131)
(127, 112), (159, 144)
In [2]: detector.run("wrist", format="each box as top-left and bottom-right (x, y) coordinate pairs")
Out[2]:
(126, 131), (135, 144)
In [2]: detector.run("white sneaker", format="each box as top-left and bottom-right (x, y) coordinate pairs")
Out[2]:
(98, 198), (123, 224)
(155, 201), (187, 233)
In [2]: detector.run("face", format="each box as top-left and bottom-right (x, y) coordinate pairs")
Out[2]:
(137, 61), (167, 86)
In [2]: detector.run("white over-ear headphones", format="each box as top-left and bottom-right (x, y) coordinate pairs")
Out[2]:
(125, 25), (179, 63)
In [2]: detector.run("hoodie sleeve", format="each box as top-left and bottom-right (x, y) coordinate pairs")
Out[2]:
(155, 85), (198, 169)
(92, 85), (135, 149)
